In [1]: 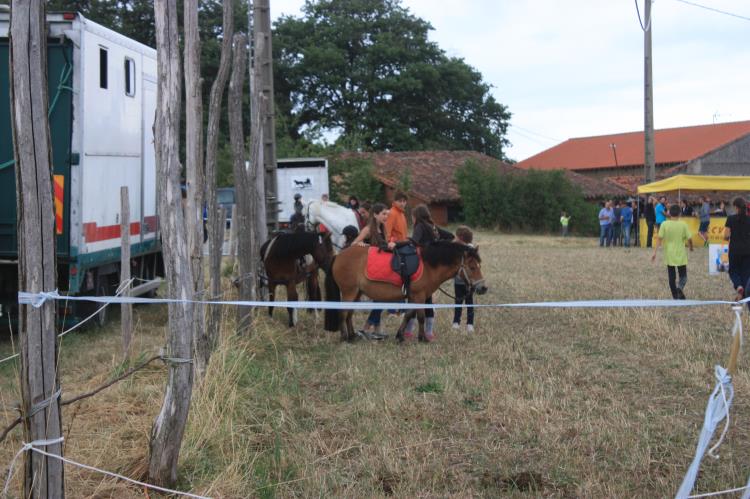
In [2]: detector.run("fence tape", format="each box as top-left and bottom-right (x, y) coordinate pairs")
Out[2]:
(17, 291), (750, 311)
(3, 437), (211, 499)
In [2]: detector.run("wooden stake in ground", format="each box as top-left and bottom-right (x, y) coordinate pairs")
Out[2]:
(204, 0), (234, 357)
(149, 0), (195, 487)
(229, 33), (254, 333)
(10, 1), (65, 496)
(120, 186), (132, 359)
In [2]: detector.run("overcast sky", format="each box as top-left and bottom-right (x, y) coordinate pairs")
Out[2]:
(269, 0), (750, 162)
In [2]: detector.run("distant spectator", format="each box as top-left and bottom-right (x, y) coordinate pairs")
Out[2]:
(698, 196), (711, 247)
(724, 197), (750, 304)
(680, 199), (694, 217)
(452, 226), (476, 333)
(655, 196), (667, 229)
(645, 196), (656, 248)
(347, 195), (360, 211)
(560, 211), (571, 237)
(598, 200), (614, 247)
(714, 200), (727, 216)
(612, 201), (623, 246)
(621, 201), (633, 247)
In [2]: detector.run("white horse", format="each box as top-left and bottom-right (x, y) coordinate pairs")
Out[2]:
(306, 200), (358, 250)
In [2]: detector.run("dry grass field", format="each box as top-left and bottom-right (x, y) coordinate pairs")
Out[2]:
(1, 232), (749, 498)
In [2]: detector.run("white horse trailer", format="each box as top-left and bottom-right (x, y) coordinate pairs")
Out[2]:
(276, 158), (329, 224)
(0, 12), (162, 325)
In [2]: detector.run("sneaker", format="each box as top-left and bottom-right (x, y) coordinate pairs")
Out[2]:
(370, 331), (388, 340)
(401, 331), (415, 342)
(467, 324), (474, 333)
(421, 331), (435, 342)
(356, 329), (373, 340)
(704, 241), (709, 248)
(452, 322), (460, 330)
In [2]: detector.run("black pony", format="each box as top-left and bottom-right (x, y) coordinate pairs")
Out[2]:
(260, 231), (332, 327)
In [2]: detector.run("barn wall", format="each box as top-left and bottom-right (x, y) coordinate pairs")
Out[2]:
(687, 135), (750, 175)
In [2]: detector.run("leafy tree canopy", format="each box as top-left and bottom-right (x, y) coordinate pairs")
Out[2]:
(273, 0), (511, 159)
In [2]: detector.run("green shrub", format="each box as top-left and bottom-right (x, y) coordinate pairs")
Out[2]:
(455, 160), (599, 235)
(329, 157), (384, 203)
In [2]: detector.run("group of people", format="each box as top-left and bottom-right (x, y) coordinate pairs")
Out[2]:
(650, 196), (750, 303)
(597, 199), (637, 247)
(644, 195), (731, 248)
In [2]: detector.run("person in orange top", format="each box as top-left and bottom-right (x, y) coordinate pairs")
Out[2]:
(385, 192), (408, 249)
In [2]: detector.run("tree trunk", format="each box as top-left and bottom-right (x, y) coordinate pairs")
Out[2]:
(205, 0), (234, 349)
(229, 33), (253, 333)
(10, 1), (65, 496)
(120, 186), (132, 359)
(182, 0), (208, 378)
(148, 0), (195, 487)
(249, 30), (268, 300)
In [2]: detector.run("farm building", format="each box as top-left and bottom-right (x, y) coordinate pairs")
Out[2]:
(334, 151), (627, 224)
(516, 121), (750, 189)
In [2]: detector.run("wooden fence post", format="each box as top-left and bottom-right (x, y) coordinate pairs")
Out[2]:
(10, 1), (65, 496)
(120, 186), (132, 359)
(148, 0), (195, 487)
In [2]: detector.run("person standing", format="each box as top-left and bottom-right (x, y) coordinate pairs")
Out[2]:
(347, 195), (360, 211)
(385, 192), (409, 249)
(612, 201), (623, 246)
(652, 204), (693, 299)
(452, 226), (476, 332)
(598, 201), (613, 247)
(410, 204), (453, 342)
(560, 211), (571, 237)
(621, 201), (633, 247)
(655, 196), (667, 230)
(680, 199), (694, 217)
(724, 197), (750, 303)
(645, 196), (656, 247)
(353, 203), (390, 339)
(698, 196), (711, 247)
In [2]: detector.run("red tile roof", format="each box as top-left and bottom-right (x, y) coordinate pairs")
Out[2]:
(563, 171), (631, 199)
(516, 121), (750, 171)
(335, 151), (516, 203)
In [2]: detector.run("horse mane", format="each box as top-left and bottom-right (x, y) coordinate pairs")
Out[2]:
(262, 232), (319, 260)
(420, 241), (480, 267)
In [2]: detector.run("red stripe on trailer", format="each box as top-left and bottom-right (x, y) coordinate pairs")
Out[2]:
(82, 215), (159, 243)
(54, 175), (64, 234)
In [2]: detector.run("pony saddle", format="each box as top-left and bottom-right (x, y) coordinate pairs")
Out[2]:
(365, 245), (423, 289)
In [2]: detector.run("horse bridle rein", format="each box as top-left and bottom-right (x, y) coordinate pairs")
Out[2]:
(457, 252), (485, 292)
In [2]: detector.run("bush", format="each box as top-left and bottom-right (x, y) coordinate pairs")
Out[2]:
(455, 160), (599, 235)
(329, 157), (384, 203)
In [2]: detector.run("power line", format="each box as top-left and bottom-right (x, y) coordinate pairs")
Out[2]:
(673, 0), (750, 22)
(509, 124), (560, 142)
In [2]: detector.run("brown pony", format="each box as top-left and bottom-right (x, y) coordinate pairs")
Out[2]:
(324, 241), (487, 341)
(260, 231), (332, 327)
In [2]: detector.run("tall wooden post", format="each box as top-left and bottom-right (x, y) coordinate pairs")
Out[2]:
(149, 0), (195, 487)
(10, 1), (65, 496)
(643, 0), (655, 183)
(204, 0), (234, 353)
(229, 33), (254, 332)
(251, 0), (278, 231)
(120, 187), (132, 359)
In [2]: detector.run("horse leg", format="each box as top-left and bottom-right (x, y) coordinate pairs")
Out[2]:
(340, 289), (360, 342)
(268, 285), (275, 318)
(287, 283), (298, 327)
(396, 310), (417, 342)
(416, 310), (426, 341)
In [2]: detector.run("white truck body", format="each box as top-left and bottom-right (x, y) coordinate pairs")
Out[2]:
(276, 158), (330, 223)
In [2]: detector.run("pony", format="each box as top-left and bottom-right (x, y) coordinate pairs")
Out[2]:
(324, 241), (487, 342)
(306, 200), (358, 250)
(260, 231), (333, 327)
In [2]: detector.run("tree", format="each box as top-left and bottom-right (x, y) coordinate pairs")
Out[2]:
(273, 0), (511, 159)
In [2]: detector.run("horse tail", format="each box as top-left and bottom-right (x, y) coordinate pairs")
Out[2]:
(324, 256), (340, 331)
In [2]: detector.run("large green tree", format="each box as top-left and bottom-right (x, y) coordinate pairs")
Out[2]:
(273, 0), (511, 159)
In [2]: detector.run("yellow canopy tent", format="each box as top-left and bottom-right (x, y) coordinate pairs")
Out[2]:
(637, 174), (750, 194)
(636, 175), (750, 247)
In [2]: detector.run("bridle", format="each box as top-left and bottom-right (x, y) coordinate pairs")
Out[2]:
(457, 252), (485, 292)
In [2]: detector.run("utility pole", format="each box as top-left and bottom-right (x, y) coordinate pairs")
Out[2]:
(251, 0), (278, 231)
(643, 0), (655, 183)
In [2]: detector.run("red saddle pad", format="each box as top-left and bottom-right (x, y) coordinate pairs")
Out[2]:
(365, 247), (423, 287)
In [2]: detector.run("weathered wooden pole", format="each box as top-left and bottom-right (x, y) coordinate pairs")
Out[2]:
(228, 202), (238, 267)
(183, 0), (208, 378)
(120, 186), (132, 359)
(149, 0), (195, 487)
(10, 1), (65, 496)
(229, 33), (253, 332)
(204, 0), (234, 353)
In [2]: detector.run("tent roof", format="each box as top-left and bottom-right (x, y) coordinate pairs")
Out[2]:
(637, 175), (750, 194)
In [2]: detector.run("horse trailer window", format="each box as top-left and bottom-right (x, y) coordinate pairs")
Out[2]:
(124, 58), (135, 96)
(99, 47), (108, 89)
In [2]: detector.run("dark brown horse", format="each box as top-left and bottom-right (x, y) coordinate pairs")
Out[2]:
(260, 231), (332, 327)
(324, 241), (487, 341)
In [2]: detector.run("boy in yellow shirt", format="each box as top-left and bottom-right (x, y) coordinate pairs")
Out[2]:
(651, 204), (693, 299)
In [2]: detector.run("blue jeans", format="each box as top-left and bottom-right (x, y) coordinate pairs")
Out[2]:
(366, 309), (382, 326)
(599, 224), (612, 247)
(622, 223), (632, 247)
